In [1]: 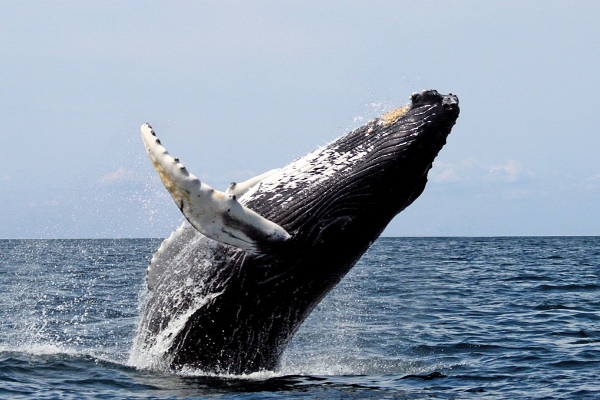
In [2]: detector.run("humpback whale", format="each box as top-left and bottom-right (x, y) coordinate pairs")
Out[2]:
(132, 89), (460, 374)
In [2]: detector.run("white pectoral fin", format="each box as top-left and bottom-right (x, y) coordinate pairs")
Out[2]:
(140, 123), (290, 254)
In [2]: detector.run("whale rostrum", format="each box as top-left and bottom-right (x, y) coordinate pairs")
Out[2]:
(141, 123), (290, 254)
(132, 89), (460, 374)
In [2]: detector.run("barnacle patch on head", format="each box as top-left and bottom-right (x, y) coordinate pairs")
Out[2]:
(380, 104), (410, 126)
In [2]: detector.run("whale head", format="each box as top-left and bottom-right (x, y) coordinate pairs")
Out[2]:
(244, 89), (459, 255)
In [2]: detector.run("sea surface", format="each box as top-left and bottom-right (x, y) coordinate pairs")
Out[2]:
(1, 237), (599, 399)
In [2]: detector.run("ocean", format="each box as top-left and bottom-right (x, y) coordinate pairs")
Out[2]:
(1, 237), (599, 399)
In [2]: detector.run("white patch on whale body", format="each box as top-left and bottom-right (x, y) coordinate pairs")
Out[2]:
(239, 134), (375, 210)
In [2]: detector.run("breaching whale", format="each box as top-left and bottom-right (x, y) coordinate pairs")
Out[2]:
(132, 89), (460, 374)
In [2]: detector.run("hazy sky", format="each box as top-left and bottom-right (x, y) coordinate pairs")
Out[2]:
(1, 1), (599, 239)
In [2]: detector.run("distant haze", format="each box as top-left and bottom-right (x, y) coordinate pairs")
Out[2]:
(1, 1), (599, 238)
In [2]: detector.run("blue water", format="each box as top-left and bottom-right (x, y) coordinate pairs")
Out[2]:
(1, 237), (599, 399)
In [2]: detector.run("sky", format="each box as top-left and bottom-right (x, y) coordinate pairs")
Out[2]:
(1, 0), (599, 239)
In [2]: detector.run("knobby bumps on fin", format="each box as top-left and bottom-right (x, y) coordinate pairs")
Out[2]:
(140, 123), (290, 254)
